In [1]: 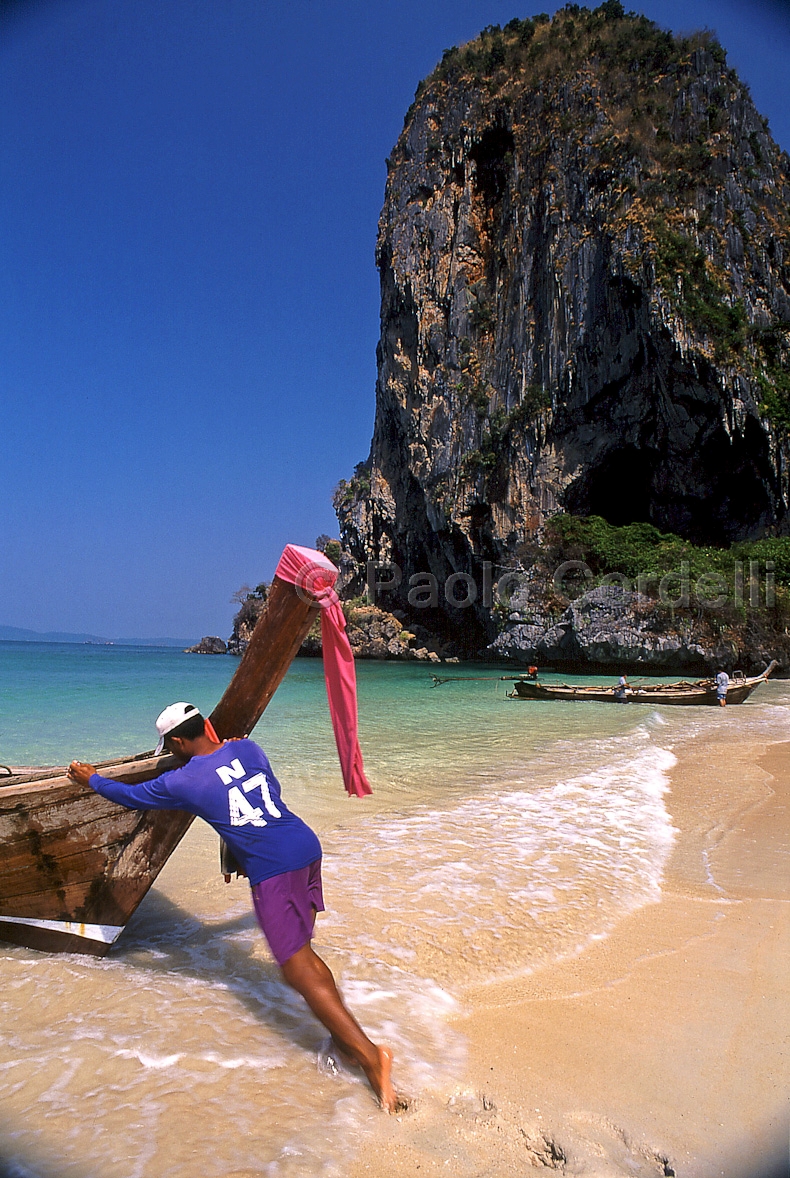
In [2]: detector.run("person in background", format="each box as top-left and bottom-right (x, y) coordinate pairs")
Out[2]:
(68, 702), (398, 1112)
(715, 669), (730, 707)
(614, 673), (629, 703)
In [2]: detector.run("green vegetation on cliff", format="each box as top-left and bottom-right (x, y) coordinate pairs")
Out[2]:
(542, 513), (790, 605)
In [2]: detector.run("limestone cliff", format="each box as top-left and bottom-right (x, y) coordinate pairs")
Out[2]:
(300, 604), (451, 661)
(335, 4), (790, 652)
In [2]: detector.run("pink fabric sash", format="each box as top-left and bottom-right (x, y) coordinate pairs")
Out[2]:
(275, 544), (372, 798)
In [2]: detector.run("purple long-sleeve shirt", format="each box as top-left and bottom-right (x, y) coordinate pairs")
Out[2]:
(89, 739), (321, 886)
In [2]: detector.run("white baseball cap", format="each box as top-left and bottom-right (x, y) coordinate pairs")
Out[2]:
(155, 702), (202, 754)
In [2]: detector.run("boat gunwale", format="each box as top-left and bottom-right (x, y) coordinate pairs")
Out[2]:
(0, 753), (177, 797)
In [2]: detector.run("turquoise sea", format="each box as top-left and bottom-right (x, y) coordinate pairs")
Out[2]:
(1, 641), (788, 1177)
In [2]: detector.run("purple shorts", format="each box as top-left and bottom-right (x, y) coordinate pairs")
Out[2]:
(250, 859), (325, 966)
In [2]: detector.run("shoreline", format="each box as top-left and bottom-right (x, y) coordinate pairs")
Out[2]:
(350, 733), (789, 1177)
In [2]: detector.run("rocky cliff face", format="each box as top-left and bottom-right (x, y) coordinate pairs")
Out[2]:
(489, 583), (790, 674)
(228, 582), (454, 662)
(335, 5), (790, 652)
(185, 636), (228, 654)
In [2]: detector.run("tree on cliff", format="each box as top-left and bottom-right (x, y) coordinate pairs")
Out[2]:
(228, 583), (268, 654)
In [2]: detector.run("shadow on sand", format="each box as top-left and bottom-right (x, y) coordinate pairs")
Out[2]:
(108, 885), (333, 1055)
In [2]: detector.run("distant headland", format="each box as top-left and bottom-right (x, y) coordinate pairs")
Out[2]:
(0, 625), (198, 648)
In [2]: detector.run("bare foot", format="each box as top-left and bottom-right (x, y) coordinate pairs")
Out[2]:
(366, 1045), (397, 1113)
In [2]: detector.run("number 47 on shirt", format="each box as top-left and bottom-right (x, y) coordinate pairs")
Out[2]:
(217, 759), (282, 827)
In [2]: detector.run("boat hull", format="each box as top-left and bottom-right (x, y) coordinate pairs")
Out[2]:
(0, 756), (193, 954)
(0, 570), (321, 955)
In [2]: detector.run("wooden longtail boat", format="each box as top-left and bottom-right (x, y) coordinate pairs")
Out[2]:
(508, 661), (778, 705)
(0, 562), (322, 956)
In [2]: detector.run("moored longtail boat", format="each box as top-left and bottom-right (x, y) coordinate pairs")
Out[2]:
(508, 661), (778, 705)
(0, 545), (348, 956)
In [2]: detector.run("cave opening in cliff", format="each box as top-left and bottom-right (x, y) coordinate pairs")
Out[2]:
(563, 423), (779, 543)
(567, 445), (655, 529)
(469, 118), (514, 204)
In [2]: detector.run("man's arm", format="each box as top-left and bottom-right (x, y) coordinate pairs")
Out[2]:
(68, 760), (181, 810)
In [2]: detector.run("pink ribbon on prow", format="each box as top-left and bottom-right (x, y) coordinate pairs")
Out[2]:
(275, 544), (372, 798)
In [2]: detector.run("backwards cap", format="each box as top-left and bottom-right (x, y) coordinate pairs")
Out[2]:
(155, 702), (202, 755)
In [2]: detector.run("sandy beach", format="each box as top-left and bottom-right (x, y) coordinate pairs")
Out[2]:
(350, 734), (789, 1178)
(2, 653), (788, 1178)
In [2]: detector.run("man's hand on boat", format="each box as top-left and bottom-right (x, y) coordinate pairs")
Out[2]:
(67, 734), (250, 788)
(68, 761), (96, 786)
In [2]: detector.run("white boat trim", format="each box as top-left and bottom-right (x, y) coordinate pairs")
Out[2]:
(0, 915), (124, 944)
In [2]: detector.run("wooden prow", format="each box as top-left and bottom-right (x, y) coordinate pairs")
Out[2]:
(210, 575), (319, 740)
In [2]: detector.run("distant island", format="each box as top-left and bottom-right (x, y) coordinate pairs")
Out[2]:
(0, 625), (198, 648)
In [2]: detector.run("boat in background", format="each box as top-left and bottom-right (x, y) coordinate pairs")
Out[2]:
(508, 661), (778, 705)
(0, 549), (327, 956)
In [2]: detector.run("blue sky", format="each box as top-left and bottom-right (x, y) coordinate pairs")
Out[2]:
(2, 0), (788, 640)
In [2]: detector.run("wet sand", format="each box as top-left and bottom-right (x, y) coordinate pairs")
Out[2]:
(351, 736), (789, 1178)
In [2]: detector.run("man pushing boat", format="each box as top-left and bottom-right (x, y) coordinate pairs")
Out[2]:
(68, 701), (397, 1112)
